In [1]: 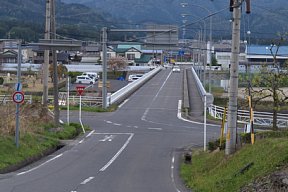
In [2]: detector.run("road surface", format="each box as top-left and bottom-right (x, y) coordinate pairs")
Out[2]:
(0, 67), (220, 192)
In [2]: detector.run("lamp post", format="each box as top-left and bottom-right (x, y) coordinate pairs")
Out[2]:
(183, 3), (213, 91)
(265, 46), (268, 63)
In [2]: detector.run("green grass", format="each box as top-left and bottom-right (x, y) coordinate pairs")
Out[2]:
(60, 104), (118, 112)
(0, 134), (58, 170)
(181, 137), (288, 192)
(0, 123), (84, 172)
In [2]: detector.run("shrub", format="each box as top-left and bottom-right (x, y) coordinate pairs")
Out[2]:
(208, 138), (226, 151)
(0, 77), (4, 85)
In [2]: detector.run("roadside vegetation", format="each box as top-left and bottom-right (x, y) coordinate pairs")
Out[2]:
(181, 130), (288, 192)
(0, 102), (86, 173)
(0, 123), (84, 173)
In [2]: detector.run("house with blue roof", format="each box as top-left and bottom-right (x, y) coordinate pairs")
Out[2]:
(243, 45), (288, 73)
(246, 45), (288, 63)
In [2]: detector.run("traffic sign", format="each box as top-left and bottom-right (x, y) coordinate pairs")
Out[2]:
(76, 86), (85, 96)
(12, 91), (25, 104)
(15, 83), (22, 91)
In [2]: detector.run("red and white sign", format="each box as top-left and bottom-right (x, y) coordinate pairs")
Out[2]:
(76, 86), (85, 96)
(12, 91), (25, 104)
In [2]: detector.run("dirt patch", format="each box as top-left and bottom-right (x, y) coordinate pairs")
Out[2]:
(241, 167), (288, 192)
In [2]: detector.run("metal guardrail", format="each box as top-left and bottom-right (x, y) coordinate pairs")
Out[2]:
(0, 95), (32, 105)
(108, 67), (162, 105)
(209, 104), (288, 127)
(48, 95), (102, 107)
(191, 67), (214, 105)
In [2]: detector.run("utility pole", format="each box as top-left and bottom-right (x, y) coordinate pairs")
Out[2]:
(51, 0), (60, 127)
(225, 0), (250, 155)
(50, 0), (60, 126)
(43, 0), (51, 112)
(102, 27), (108, 109)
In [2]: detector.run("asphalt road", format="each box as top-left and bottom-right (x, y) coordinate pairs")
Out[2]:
(0, 68), (220, 192)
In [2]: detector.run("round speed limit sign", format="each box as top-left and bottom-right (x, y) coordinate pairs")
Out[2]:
(12, 91), (25, 104)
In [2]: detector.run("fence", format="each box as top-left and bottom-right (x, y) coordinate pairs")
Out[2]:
(0, 94), (32, 105)
(48, 95), (102, 107)
(209, 104), (288, 127)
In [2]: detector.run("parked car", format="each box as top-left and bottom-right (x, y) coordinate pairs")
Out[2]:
(75, 75), (95, 84)
(128, 74), (143, 82)
(82, 72), (99, 80)
(172, 66), (180, 72)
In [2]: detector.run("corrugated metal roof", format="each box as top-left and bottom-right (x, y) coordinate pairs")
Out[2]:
(247, 45), (288, 56)
(117, 45), (141, 50)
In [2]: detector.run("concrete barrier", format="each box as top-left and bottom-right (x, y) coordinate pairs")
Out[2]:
(108, 67), (162, 106)
(191, 67), (214, 105)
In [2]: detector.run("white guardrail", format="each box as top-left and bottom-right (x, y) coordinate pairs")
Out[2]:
(48, 95), (103, 107)
(191, 66), (288, 127)
(108, 66), (162, 106)
(191, 67), (214, 105)
(209, 104), (288, 128)
(1, 67), (162, 107)
(0, 94), (32, 104)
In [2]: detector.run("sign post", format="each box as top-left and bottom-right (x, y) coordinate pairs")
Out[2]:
(14, 42), (22, 148)
(76, 86), (85, 133)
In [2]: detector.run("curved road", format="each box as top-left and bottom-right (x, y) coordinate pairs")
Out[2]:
(0, 68), (220, 192)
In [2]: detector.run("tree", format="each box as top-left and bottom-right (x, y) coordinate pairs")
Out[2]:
(108, 56), (128, 73)
(211, 55), (218, 66)
(49, 64), (68, 82)
(250, 33), (288, 130)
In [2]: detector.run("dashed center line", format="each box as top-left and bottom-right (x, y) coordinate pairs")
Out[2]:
(80, 176), (94, 185)
(148, 128), (163, 131)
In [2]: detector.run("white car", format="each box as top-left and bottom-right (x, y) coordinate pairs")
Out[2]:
(75, 75), (95, 84)
(172, 66), (180, 72)
(128, 74), (143, 82)
(82, 72), (99, 80)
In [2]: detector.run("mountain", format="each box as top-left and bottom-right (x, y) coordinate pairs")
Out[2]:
(0, 0), (117, 41)
(62, 0), (288, 43)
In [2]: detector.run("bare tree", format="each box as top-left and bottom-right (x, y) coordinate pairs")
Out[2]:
(108, 56), (128, 73)
(250, 33), (288, 130)
(49, 64), (68, 81)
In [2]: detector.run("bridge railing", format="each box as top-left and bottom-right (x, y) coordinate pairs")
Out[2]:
(191, 67), (214, 105)
(209, 104), (288, 127)
(108, 67), (162, 106)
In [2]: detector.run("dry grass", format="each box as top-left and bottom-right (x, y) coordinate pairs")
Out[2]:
(0, 102), (53, 136)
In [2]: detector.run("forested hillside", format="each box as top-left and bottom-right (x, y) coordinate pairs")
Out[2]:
(0, 0), (115, 42)
(63, 0), (288, 42)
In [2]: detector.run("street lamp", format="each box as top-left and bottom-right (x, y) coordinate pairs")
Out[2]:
(182, 3), (213, 92)
(265, 46), (268, 63)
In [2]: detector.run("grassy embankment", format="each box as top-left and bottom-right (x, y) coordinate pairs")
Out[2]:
(0, 122), (86, 173)
(181, 131), (288, 192)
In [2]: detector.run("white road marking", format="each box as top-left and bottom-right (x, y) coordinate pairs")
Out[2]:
(106, 120), (112, 124)
(99, 133), (134, 172)
(171, 154), (181, 192)
(86, 130), (95, 138)
(148, 128), (163, 131)
(118, 99), (129, 108)
(100, 135), (115, 142)
(134, 126), (138, 129)
(79, 139), (84, 144)
(113, 123), (121, 126)
(17, 154), (63, 176)
(80, 176), (95, 185)
(141, 70), (172, 121)
(177, 100), (219, 127)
